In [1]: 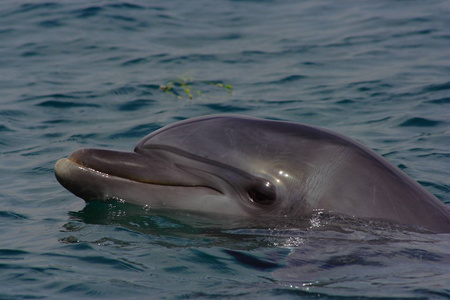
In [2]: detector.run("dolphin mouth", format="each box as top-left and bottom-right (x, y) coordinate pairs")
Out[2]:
(54, 148), (224, 202)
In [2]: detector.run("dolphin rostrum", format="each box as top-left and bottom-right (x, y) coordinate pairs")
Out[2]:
(54, 115), (450, 232)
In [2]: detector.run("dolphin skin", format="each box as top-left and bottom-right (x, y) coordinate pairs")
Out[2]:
(54, 115), (450, 233)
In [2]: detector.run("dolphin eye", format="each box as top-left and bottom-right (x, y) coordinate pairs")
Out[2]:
(247, 180), (276, 205)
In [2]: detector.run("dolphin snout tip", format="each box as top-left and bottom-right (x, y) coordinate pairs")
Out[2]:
(54, 158), (72, 182)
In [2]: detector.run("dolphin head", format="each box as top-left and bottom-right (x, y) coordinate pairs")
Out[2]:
(55, 115), (315, 217)
(55, 115), (450, 232)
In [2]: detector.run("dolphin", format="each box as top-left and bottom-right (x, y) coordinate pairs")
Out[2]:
(54, 114), (450, 233)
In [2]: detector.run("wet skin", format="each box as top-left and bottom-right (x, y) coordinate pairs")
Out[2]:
(55, 115), (450, 233)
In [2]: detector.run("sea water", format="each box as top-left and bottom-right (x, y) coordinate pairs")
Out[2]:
(1, 0), (449, 299)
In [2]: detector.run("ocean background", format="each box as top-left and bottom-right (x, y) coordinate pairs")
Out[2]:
(1, 0), (449, 299)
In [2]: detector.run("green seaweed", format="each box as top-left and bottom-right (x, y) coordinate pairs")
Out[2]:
(159, 77), (232, 100)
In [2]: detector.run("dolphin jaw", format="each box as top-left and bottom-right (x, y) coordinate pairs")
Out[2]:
(54, 156), (256, 217)
(55, 157), (224, 198)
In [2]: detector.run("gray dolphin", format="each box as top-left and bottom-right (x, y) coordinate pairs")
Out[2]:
(54, 115), (450, 232)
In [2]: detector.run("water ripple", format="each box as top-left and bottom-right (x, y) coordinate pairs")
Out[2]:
(37, 101), (100, 109)
(117, 99), (156, 111)
(426, 97), (450, 104)
(0, 211), (28, 220)
(399, 117), (443, 127)
(423, 81), (450, 92)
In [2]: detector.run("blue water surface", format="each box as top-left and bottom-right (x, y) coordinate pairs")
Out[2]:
(1, 0), (450, 299)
